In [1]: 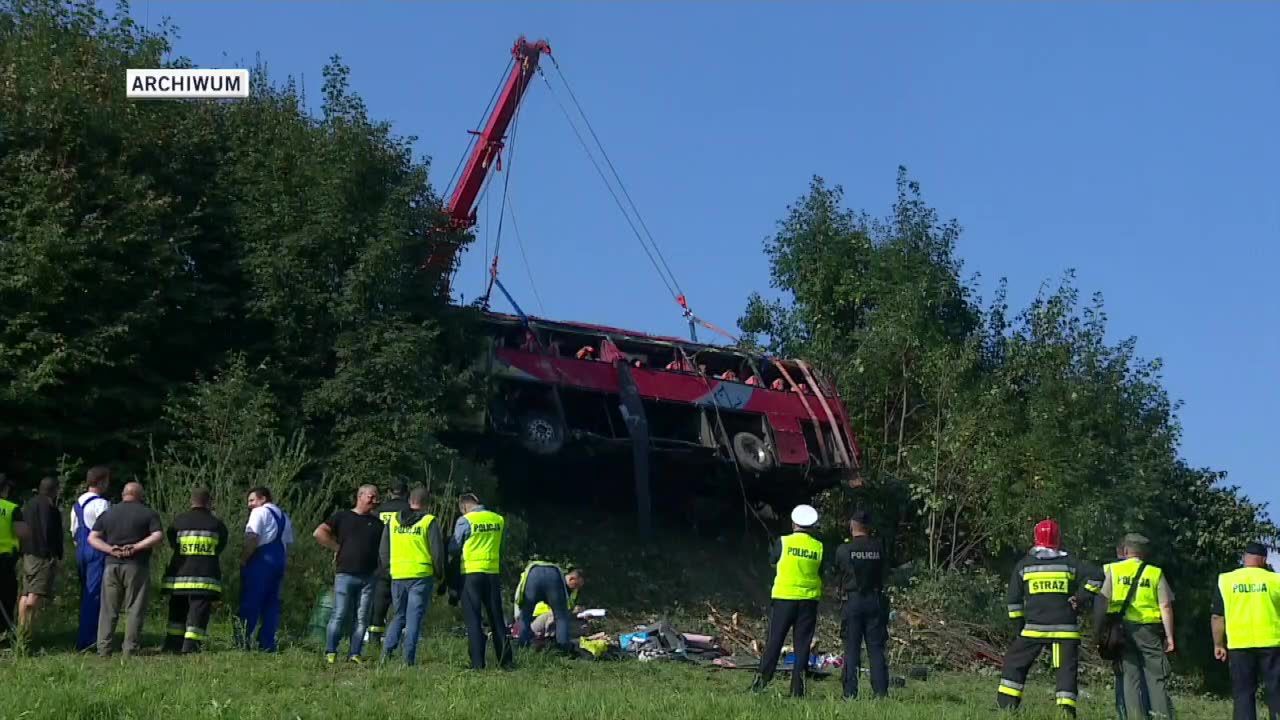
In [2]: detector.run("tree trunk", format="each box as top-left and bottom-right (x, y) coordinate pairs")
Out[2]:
(896, 354), (908, 473)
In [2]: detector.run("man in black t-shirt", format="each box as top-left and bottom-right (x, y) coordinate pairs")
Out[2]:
(87, 482), (163, 657)
(313, 484), (382, 663)
(18, 476), (62, 638)
(834, 509), (890, 700)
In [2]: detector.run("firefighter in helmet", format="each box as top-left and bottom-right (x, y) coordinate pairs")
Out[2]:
(997, 519), (1103, 716)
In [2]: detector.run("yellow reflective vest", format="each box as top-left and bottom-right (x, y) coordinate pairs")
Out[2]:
(1218, 567), (1280, 649)
(771, 532), (823, 601)
(388, 513), (436, 580)
(461, 509), (504, 575)
(1107, 558), (1165, 624)
(0, 499), (18, 555)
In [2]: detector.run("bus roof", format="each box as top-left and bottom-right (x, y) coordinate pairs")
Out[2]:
(482, 310), (737, 355)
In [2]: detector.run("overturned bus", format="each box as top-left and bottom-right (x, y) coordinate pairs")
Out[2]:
(466, 311), (862, 498)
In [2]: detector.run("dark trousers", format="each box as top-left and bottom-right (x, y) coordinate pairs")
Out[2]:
(369, 575), (393, 639)
(998, 636), (1080, 715)
(164, 593), (214, 653)
(755, 599), (819, 697)
(0, 553), (17, 634)
(842, 592), (889, 699)
(461, 573), (511, 669)
(517, 565), (571, 649)
(1229, 647), (1280, 720)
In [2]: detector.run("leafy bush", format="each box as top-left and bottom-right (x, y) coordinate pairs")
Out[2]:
(143, 357), (340, 636)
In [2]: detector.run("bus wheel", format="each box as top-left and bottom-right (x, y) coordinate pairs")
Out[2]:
(732, 432), (775, 473)
(520, 411), (565, 456)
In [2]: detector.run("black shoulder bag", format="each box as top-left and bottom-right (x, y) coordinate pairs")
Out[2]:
(1098, 562), (1147, 661)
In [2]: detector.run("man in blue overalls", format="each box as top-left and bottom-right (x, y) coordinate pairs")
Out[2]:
(238, 486), (292, 651)
(70, 466), (111, 652)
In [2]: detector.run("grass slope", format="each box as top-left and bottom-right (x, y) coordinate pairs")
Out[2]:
(7, 613), (1235, 720)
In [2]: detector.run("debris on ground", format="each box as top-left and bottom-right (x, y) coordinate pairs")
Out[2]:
(888, 609), (1005, 671)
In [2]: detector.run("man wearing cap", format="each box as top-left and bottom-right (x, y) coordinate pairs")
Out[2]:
(1212, 542), (1280, 720)
(751, 504), (826, 697)
(369, 478), (411, 647)
(1095, 533), (1175, 719)
(834, 509), (889, 700)
(997, 519), (1102, 716)
(1099, 539), (1151, 720)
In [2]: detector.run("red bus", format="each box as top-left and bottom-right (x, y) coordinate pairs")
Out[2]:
(470, 311), (862, 487)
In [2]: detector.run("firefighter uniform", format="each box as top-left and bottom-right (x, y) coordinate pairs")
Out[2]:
(369, 495), (410, 644)
(1214, 559), (1280, 720)
(453, 506), (512, 669)
(753, 505), (825, 698)
(161, 506), (228, 653)
(997, 545), (1102, 715)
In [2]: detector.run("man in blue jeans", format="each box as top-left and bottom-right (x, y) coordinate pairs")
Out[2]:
(313, 484), (382, 664)
(378, 486), (445, 665)
(514, 560), (582, 653)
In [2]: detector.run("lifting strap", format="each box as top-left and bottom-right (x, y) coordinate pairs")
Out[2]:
(795, 360), (851, 468)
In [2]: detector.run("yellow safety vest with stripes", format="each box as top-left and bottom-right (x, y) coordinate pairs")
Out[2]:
(771, 532), (823, 601)
(0, 499), (18, 555)
(461, 509), (504, 575)
(1218, 567), (1280, 649)
(388, 512), (436, 580)
(1106, 558), (1164, 624)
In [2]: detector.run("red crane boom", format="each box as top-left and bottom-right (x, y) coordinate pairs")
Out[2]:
(428, 36), (552, 292)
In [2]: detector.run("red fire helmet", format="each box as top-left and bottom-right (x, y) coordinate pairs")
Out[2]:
(1034, 519), (1061, 550)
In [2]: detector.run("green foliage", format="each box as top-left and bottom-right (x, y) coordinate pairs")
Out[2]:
(741, 168), (1277, 683)
(142, 357), (338, 628)
(0, 1), (479, 491)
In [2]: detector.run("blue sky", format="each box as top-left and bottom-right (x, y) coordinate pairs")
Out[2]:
(122, 2), (1278, 518)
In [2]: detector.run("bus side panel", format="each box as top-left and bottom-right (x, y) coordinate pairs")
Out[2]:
(766, 414), (809, 465)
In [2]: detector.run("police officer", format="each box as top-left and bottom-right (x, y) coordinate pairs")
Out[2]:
(379, 486), (444, 666)
(752, 504), (825, 697)
(1096, 533), (1175, 719)
(369, 478), (410, 647)
(514, 560), (581, 653)
(997, 519), (1102, 716)
(1212, 541), (1280, 720)
(161, 488), (228, 653)
(0, 474), (30, 637)
(835, 509), (889, 700)
(449, 492), (512, 670)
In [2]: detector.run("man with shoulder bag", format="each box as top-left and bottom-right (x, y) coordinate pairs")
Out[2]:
(1095, 533), (1175, 719)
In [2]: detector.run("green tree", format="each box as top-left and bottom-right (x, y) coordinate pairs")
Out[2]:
(0, 1), (480, 491)
(742, 168), (1276, 682)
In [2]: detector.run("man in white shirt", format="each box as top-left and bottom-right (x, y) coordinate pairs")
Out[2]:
(238, 486), (293, 652)
(70, 466), (111, 651)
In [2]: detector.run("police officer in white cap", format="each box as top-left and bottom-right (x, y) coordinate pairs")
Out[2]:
(751, 504), (826, 697)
